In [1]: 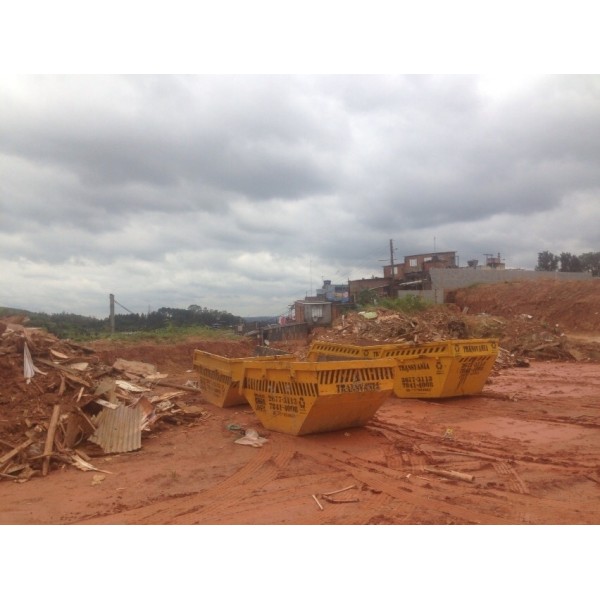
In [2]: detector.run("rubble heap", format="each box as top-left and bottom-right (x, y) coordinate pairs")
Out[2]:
(0, 317), (206, 483)
(308, 304), (589, 365)
(313, 305), (470, 345)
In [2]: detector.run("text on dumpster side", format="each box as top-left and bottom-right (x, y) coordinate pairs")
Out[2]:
(254, 394), (307, 416)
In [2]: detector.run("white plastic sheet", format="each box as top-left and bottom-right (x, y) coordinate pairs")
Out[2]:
(23, 342), (47, 383)
(234, 428), (269, 448)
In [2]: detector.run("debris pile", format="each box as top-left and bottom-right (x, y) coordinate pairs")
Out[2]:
(0, 317), (207, 483)
(308, 305), (590, 366)
(314, 305), (469, 346)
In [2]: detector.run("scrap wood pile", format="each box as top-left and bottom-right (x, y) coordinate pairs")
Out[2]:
(489, 314), (584, 361)
(318, 305), (470, 344)
(308, 305), (582, 365)
(0, 317), (207, 483)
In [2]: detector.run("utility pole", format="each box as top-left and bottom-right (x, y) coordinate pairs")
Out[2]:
(389, 239), (396, 298)
(109, 293), (115, 334)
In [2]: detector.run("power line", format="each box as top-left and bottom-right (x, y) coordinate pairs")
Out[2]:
(114, 298), (135, 314)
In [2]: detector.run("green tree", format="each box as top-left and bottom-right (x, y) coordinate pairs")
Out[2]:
(536, 251), (559, 272)
(579, 252), (600, 276)
(356, 289), (379, 306)
(559, 252), (583, 272)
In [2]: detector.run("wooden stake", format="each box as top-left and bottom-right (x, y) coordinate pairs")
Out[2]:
(75, 386), (85, 404)
(42, 404), (61, 476)
(322, 484), (357, 497)
(424, 467), (474, 483)
(312, 494), (324, 510)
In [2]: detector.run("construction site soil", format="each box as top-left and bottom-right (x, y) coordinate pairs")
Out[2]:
(2, 279), (600, 525)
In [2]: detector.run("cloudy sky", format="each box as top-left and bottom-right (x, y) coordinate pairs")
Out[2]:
(1, 74), (599, 318)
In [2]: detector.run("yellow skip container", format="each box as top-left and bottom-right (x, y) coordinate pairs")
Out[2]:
(193, 349), (295, 407)
(307, 339), (499, 398)
(239, 358), (396, 435)
(307, 340), (398, 361)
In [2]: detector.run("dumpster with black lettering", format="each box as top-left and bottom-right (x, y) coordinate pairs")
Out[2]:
(239, 358), (396, 435)
(307, 338), (499, 398)
(193, 349), (295, 407)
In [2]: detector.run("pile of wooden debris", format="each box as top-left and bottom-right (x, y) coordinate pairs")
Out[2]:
(308, 306), (582, 363)
(0, 317), (208, 483)
(313, 305), (470, 345)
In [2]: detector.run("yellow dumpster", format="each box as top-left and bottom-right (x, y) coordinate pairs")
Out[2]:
(392, 339), (499, 398)
(307, 339), (499, 398)
(307, 340), (398, 361)
(192, 350), (295, 407)
(239, 358), (396, 435)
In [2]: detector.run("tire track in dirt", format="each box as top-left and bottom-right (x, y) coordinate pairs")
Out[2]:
(200, 471), (386, 525)
(494, 461), (530, 494)
(94, 439), (594, 525)
(369, 417), (600, 470)
(350, 467), (511, 524)
(169, 443), (298, 524)
(77, 440), (297, 524)
(369, 419), (520, 468)
(247, 446), (394, 525)
(301, 444), (514, 524)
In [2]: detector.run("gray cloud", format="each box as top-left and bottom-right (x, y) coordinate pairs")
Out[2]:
(1, 74), (600, 317)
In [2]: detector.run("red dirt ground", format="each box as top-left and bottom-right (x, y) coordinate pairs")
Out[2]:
(1, 279), (600, 525)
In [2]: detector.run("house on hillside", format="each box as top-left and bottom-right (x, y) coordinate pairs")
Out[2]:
(348, 250), (459, 302)
(294, 297), (346, 328)
(299, 247), (594, 321)
(382, 250), (458, 280)
(348, 277), (390, 303)
(292, 278), (350, 329)
(316, 280), (350, 303)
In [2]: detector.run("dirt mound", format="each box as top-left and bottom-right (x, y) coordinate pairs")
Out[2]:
(89, 337), (258, 374)
(450, 278), (600, 334)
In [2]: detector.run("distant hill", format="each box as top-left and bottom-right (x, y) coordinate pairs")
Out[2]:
(0, 307), (32, 317)
(1, 305), (246, 339)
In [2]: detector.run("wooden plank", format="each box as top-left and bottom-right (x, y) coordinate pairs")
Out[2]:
(0, 438), (34, 465)
(58, 375), (66, 396)
(75, 406), (97, 432)
(154, 381), (201, 392)
(36, 359), (91, 386)
(42, 404), (61, 476)
(424, 466), (475, 483)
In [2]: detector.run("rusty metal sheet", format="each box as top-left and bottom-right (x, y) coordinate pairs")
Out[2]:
(89, 403), (143, 453)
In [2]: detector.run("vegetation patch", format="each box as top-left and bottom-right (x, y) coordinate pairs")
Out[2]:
(1, 305), (243, 341)
(376, 294), (432, 314)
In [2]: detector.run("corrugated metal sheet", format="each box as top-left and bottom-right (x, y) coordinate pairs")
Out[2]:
(89, 403), (142, 453)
